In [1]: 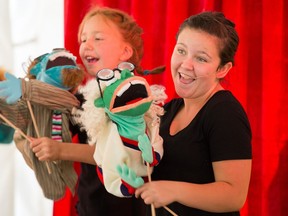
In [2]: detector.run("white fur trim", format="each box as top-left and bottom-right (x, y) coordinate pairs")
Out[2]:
(150, 84), (167, 105)
(75, 79), (108, 145)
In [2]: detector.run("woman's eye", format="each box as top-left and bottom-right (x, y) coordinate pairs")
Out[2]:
(177, 48), (186, 55)
(196, 56), (207, 62)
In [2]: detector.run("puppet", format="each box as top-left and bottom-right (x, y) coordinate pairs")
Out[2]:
(0, 48), (84, 200)
(74, 62), (166, 197)
(0, 123), (14, 144)
(0, 68), (15, 144)
(0, 67), (6, 81)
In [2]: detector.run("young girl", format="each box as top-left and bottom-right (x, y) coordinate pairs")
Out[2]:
(135, 11), (252, 216)
(30, 6), (164, 216)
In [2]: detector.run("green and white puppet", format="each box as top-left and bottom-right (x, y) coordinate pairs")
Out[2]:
(75, 62), (166, 197)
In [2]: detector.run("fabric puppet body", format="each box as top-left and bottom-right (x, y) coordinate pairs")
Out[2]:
(0, 123), (14, 144)
(0, 68), (15, 143)
(74, 65), (165, 197)
(0, 48), (84, 200)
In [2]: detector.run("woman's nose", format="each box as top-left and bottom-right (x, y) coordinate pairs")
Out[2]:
(181, 58), (194, 70)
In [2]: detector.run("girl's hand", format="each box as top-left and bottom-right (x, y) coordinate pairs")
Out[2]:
(30, 137), (61, 161)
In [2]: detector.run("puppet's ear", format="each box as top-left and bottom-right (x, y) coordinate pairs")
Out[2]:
(94, 98), (105, 108)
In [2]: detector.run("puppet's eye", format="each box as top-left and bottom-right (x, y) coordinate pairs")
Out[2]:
(114, 71), (121, 79)
(105, 71), (120, 86)
(105, 77), (118, 87)
(97, 68), (114, 81)
(118, 62), (135, 71)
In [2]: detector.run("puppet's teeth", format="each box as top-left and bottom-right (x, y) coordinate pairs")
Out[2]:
(49, 51), (76, 61)
(131, 80), (145, 85)
(117, 83), (131, 97)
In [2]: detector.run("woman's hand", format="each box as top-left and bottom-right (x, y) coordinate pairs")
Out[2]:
(135, 181), (176, 208)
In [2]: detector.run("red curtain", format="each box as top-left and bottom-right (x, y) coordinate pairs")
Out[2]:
(54, 0), (288, 215)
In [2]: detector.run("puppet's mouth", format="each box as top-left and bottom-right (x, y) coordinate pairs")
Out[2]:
(46, 51), (77, 70)
(113, 82), (148, 108)
(46, 56), (76, 69)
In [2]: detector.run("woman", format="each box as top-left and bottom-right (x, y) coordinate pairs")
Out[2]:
(135, 11), (252, 216)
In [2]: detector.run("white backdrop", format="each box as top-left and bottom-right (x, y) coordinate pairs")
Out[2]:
(0, 0), (64, 215)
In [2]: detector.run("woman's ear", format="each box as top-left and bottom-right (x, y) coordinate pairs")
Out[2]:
(119, 44), (133, 62)
(216, 62), (233, 79)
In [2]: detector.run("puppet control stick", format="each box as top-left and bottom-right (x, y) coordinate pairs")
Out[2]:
(26, 100), (52, 174)
(146, 163), (178, 216)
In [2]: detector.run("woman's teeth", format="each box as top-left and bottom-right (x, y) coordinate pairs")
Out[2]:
(180, 73), (193, 80)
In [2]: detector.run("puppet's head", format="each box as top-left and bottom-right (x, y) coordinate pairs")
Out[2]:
(75, 62), (166, 144)
(28, 48), (84, 91)
(94, 62), (153, 117)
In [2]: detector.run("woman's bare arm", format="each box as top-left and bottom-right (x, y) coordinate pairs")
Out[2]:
(135, 159), (251, 212)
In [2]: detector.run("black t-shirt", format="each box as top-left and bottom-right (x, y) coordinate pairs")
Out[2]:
(150, 90), (252, 216)
(70, 93), (146, 216)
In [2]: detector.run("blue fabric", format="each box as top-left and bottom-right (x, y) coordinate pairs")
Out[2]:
(30, 50), (80, 90)
(116, 163), (144, 188)
(0, 124), (15, 144)
(0, 73), (22, 104)
(37, 65), (77, 90)
(105, 108), (145, 140)
(138, 134), (153, 163)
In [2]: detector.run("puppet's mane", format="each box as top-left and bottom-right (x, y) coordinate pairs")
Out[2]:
(75, 79), (108, 145)
(145, 84), (166, 127)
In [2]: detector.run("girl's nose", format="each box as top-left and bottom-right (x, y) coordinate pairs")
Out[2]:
(83, 38), (93, 50)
